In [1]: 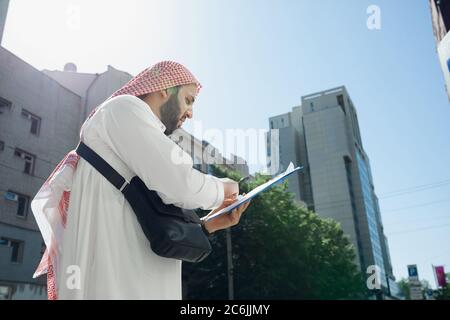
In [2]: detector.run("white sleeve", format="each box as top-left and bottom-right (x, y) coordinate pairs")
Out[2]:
(97, 96), (224, 210)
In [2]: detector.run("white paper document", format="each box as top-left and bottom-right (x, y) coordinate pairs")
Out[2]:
(204, 162), (303, 222)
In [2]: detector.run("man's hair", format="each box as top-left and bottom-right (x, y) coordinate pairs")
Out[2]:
(137, 85), (181, 101)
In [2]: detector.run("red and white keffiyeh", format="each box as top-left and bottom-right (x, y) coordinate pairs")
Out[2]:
(31, 61), (201, 300)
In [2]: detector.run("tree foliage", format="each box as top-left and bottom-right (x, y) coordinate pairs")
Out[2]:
(183, 165), (367, 299)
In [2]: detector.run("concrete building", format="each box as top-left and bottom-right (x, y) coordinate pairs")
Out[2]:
(267, 86), (395, 296)
(267, 111), (308, 207)
(430, 0), (450, 44)
(42, 64), (132, 127)
(429, 0), (450, 100)
(0, 47), (83, 299)
(0, 0), (8, 45)
(171, 128), (250, 178)
(0, 40), (131, 299)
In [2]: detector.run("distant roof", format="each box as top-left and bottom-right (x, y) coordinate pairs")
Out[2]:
(42, 64), (132, 97)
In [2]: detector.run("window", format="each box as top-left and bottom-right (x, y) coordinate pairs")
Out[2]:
(16, 194), (29, 218)
(0, 141), (4, 151)
(5, 190), (30, 218)
(270, 121), (273, 129)
(0, 96), (12, 114)
(0, 237), (24, 263)
(310, 102), (314, 111)
(0, 285), (11, 300)
(21, 109), (41, 135)
(14, 149), (36, 175)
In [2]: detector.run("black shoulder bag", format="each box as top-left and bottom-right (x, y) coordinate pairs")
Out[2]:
(75, 142), (212, 263)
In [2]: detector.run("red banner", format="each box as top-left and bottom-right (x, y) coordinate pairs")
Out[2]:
(434, 266), (447, 288)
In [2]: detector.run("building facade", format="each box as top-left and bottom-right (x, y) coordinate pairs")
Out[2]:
(267, 86), (395, 296)
(0, 0), (8, 45)
(170, 128), (250, 178)
(429, 0), (450, 100)
(0, 43), (131, 299)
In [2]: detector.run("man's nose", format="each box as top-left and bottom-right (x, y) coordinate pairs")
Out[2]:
(186, 109), (193, 119)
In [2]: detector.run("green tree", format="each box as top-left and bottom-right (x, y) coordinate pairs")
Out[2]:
(435, 281), (450, 300)
(183, 166), (367, 299)
(397, 278), (411, 300)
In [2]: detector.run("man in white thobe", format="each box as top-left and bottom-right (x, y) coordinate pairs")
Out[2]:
(31, 61), (250, 300)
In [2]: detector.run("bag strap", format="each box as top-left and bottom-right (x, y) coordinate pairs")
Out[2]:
(75, 142), (129, 192)
(76, 142), (202, 224)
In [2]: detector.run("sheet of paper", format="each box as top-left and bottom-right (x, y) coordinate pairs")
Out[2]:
(203, 162), (302, 222)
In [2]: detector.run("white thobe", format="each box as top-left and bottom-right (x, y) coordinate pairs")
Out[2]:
(57, 94), (224, 299)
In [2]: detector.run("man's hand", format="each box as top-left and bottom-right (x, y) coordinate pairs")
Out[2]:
(201, 195), (251, 234)
(221, 178), (239, 199)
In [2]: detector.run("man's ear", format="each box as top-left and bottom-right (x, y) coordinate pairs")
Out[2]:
(160, 89), (169, 99)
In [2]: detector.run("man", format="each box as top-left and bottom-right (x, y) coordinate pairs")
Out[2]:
(31, 61), (250, 299)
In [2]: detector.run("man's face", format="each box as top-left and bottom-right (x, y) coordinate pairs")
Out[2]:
(160, 84), (196, 135)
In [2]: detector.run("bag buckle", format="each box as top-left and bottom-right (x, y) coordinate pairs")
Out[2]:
(119, 180), (129, 192)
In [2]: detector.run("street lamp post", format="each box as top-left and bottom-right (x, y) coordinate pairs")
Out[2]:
(226, 228), (234, 300)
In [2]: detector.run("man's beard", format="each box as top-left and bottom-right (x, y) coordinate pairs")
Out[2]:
(160, 93), (182, 135)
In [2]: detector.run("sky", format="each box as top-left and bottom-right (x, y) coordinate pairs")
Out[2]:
(3, 0), (450, 289)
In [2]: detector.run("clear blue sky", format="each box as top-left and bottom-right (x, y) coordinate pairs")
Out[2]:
(3, 0), (450, 288)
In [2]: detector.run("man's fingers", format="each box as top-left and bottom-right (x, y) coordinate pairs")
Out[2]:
(238, 201), (251, 217)
(241, 201), (251, 211)
(239, 204), (247, 216)
(224, 195), (238, 203)
(228, 209), (238, 225)
(235, 201), (249, 218)
(236, 201), (250, 213)
(225, 197), (251, 225)
(221, 197), (237, 208)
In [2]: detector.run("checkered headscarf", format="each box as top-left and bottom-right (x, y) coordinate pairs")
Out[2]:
(113, 60), (202, 97)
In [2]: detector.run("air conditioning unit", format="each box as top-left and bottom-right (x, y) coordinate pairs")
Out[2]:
(4, 191), (19, 202)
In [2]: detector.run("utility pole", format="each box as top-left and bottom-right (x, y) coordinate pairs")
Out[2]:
(226, 228), (234, 300)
